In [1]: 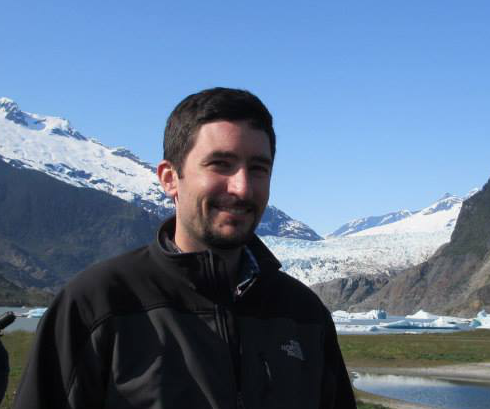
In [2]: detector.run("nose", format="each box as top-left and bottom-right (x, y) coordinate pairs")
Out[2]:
(227, 167), (253, 200)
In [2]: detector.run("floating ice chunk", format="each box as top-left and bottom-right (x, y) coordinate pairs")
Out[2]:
(355, 309), (387, 319)
(380, 319), (458, 329)
(432, 317), (460, 328)
(476, 309), (487, 319)
(471, 315), (490, 329)
(24, 308), (47, 318)
(332, 310), (350, 318)
(406, 310), (439, 319)
(335, 324), (379, 333)
(470, 319), (481, 328)
(332, 316), (350, 323)
(332, 309), (387, 320)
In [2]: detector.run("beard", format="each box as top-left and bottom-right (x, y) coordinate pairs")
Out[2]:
(200, 198), (262, 250)
(201, 220), (255, 249)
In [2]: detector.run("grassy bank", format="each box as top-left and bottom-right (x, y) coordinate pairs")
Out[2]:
(1, 330), (489, 408)
(340, 330), (490, 409)
(338, 329), (490, 368)
(1, 331), (34, 409)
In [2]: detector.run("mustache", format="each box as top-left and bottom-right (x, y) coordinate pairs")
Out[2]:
(209, 198), (257, 211)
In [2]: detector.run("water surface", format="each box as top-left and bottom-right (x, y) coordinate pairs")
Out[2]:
(353, 372), (490, 409)
(0, 307), (42, 332)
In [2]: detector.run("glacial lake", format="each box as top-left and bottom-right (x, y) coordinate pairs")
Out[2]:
(0, 307), (42, 332)
(353, 372), (490, 409)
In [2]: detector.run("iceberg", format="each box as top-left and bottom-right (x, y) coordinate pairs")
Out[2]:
(335, 324), (379, 333)
(23, 308), (47, 318)
(431, 317), (461, 328)
(357, 309), (387, 319)
(380, 319), (459, 330)
(406, 310), (439, 320)
(332, 310), (350, 319)
(332, 316), (350, 323)
(469, 310), (490, 328)
(332, 309), (387, 320)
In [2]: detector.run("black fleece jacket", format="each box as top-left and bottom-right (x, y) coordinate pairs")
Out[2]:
(14, 218), (356, 409)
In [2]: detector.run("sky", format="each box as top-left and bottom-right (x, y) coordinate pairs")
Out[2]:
(1, 1), (489, 234)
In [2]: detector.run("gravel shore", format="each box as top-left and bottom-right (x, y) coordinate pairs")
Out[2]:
(352, 362), (490, 384)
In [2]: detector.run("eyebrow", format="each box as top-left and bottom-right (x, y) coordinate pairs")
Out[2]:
(204, 151), (273, 167)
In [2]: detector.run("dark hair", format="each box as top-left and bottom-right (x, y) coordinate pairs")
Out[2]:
(164, 87), (276, 176)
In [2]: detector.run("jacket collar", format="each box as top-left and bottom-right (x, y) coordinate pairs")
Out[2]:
(149, 216), (281, 305)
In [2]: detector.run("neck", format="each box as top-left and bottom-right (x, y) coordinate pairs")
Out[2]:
(173, 226), (244, 287)
(211, 247), (243, 286)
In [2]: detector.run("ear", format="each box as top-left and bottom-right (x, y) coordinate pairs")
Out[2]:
(157, 160), (179, 199)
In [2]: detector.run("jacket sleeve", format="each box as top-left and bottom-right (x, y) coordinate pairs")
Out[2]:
(321, 312), (357, 409)
(0, 338), (9, 404)
(13, 288), (108, 409)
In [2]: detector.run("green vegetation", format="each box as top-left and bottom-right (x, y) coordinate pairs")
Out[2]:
(1, 331), (34, 409)
(1, 330), (490, 408)
(0, 274), (53, 307)
(339, 329), (490, 367)
(357, 402), (391, 409)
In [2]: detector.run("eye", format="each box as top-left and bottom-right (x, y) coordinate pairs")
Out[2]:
(250, 164), (271, 176)
(211, 160), (229, 167)
(208, 160), (232, 172)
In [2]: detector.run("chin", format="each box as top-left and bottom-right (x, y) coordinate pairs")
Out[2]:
(203, 228), (255, 250)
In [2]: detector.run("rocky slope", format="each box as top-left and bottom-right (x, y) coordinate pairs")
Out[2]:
(310, 274), (390, 311)
(0, 158), (162, 291)
(351, 178), (490, 316)
(0, 273), (53, 307)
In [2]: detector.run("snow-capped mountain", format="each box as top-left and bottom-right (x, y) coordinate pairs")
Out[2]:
(330, 210), (415, 236)
(264, 191), (478, 286)
(0, 97), (172, 218)
(330, 192), (478, 237)
(350, 192), (476, 237)
(0, 97), (321, 240)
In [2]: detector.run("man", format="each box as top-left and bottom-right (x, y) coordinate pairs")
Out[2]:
(14, 88), (356, 408)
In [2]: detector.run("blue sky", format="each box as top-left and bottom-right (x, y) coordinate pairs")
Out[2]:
(1, 1), (489, 234)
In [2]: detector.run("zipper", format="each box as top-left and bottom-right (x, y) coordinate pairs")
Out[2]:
(207, 251), (244, 408)
(237, 391), (246, 409)
(259, 352), (272, 399)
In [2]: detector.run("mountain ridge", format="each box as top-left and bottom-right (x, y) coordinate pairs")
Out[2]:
(329, 191), (477, 238)
(0, 96), (321, 240)
(349, 178), (490, 316)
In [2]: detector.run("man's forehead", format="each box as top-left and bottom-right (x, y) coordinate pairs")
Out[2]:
(204, 150), (273, 165)
(193, 120), (272, 158)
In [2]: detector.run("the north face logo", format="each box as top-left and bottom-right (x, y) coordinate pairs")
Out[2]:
(281, 340), (304, 361)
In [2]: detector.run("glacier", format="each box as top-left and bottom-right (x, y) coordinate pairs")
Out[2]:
(262, 230), (452, 285)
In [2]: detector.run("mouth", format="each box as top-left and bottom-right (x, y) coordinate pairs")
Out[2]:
(214, 205), (252, 216)
(210, 199), (256, 217)
(214, 206), (253, 216)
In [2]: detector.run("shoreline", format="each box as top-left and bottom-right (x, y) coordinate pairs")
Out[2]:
(349, 362), (490, 409)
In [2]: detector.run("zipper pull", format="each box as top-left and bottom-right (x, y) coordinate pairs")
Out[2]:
(259, 352), (273, 399)
(263, 359), (272, 382)
(237, 391), (246, 409)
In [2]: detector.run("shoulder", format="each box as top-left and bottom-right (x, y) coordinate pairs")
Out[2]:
(260, 269), (330, 323)
(50, 244), (164, 329)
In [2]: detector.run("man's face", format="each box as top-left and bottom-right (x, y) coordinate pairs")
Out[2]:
(161, 120), (272, 251)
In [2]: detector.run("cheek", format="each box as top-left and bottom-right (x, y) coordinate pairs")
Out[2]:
(255, 179), (271, 202)
(183, 176), (226, 207)
(197, 175), (228, 196)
